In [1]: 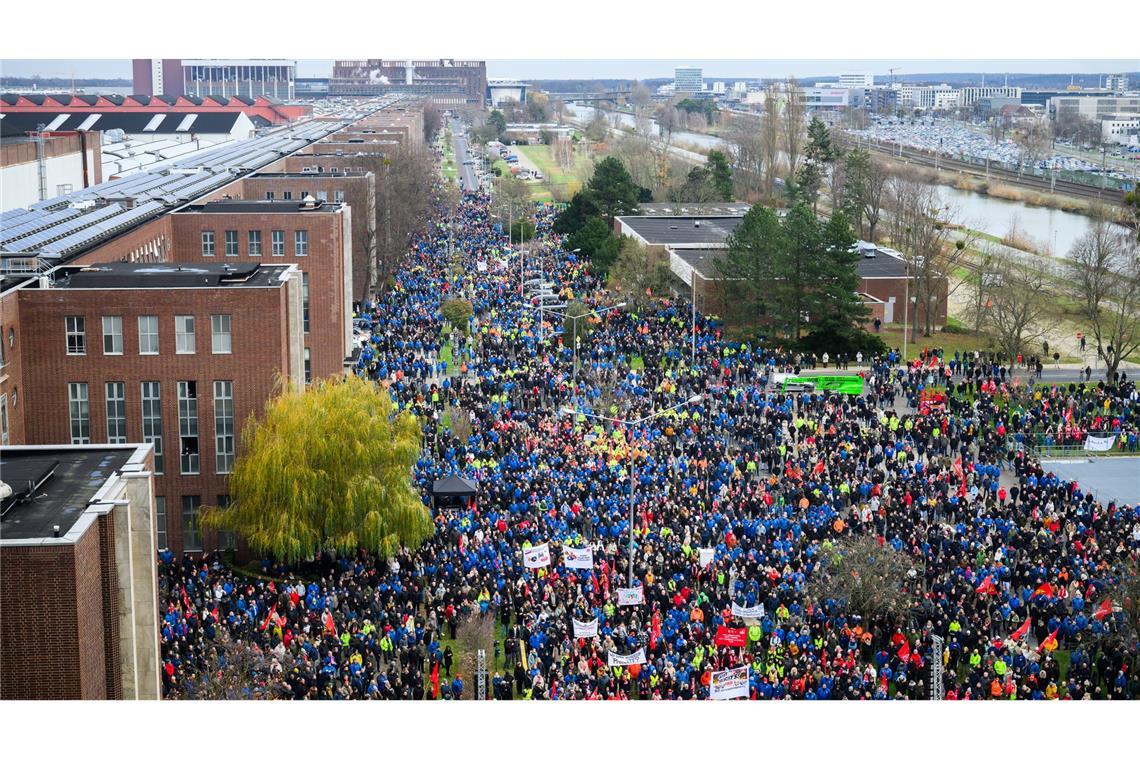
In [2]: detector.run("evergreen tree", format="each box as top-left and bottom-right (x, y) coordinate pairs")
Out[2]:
(706, 150), (734, 201)
(569, 216), (621, 274)
(586, 156), (640, 222)
(716, 204), (786, 324)
(552, 190), (601, 236)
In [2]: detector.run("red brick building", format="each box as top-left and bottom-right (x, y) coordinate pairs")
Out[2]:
(168, 199), (353, 380)
(4, 262), (304, 554)
(1, 443), (160, 699)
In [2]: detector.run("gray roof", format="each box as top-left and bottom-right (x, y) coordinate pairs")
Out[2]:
(0, 448), (133, 540)
(618, 215), (743, 246)
(54, 262), (290, 289)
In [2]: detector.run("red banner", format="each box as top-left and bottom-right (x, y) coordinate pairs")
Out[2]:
(715, 626), (748, 647)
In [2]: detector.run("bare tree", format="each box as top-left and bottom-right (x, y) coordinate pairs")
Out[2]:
(175, 631), (291, 700)
(1067, 222), (1140, 380)
(962, 244), (1000, 335)
(782, 77), (806, 181)
(759, 83), (783, 196)
(724, 116), (765, 201)
(455, 610), (497, 700)
(986, 251), (1059, 367)
(491, 175), (532, 232)
(608, 236), (673, 305)
(807, 535), (917, 626)
(1013, 118), (1053, 174)
(422, 99), (443, 142)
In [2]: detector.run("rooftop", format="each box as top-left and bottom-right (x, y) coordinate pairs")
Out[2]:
(636, 203), (753, 216)
(52, 261), (292, 289)
(178, 199), (342, 214)
(0, 447), (134, 541)
(619, 215), (743, 246)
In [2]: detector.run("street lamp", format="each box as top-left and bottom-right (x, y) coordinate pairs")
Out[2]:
(560, 394), (703, 587)
(564, 302), (626, 410)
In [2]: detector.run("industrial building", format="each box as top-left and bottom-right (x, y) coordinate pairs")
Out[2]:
(330, 60), (487, 105)
(1, 131), (103, 211)
(132, 59), (298, 101)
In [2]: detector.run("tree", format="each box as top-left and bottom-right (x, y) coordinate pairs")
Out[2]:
(586, 156), (639, 223)
(782, 77), (806, 180)
(442, 298), (474, 333)
(362, 144), (438, 299)
(793, 117), (836, 211)
(716, 204), (786, 325)
(553, 190), (601, 236)
(706, 150), (734, 201)
(422, 99), (442, 142)
(175, 631), (290, 700)
(668, 166), (721, 203)
(810, 210), (867, 331)
(204, 376), (433, 564)
(564, 299), (598, 349)
(985, 252), (1059, 367)
(1013, 118), (1053, 173)
(724, 116), (765, 201)
(491, 174), (532, 231)
(608, 236), (673, 304)
(1067, 223), (1140, 380)
(569, 216), (621, 273)
(1123, 191), (1140, 242)
(760, 83), (784, 195)
(584, 113), (609, 142)
(487, 109), (507, 140)
(808, 535), (917, 626)
(525, 92), (551, 123)
(842, 148), (890, 241)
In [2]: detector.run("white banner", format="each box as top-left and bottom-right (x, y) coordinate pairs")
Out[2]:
(1084, 435), (1116, 452)
(617, 587), (644, 606)
(731, 602), (766, 620)
(573, 618), (599, 638)
(563, 545), (594, 570)
(607, 648), (646, 667)
(698, 547), (716, 568)
(523, 543), (551, 568)
(709, 666), (750, 700)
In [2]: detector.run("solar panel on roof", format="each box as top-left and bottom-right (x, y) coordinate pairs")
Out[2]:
(39, 201), (163, 258)
(5, 204), (126, 252)
(1, 207), (84, 246)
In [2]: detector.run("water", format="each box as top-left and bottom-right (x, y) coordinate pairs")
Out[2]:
(567, 103), (1125, 256)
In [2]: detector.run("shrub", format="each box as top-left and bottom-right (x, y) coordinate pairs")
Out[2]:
(441, 299), (474, 333)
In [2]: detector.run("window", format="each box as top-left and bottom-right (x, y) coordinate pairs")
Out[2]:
(138, 315), (159, 355)
(282, 191), (292, 200)
(56, 183), (73, 196)
(265, 191), (275, 200)
(175, 315), (196, 354)
(304, 348), (312, 384)
(214, 380), (234, 474)
(294, 230), (309, 257)
(155, 496), (167, 550)
(102, 316), (123, 355)
(334, 190), (345, 203)
(217, 495), (236, 551)
(224, 230), (239, 257)
(1, 394), (8, 446)
(302, 273), (310, 334)
(271, 230), (285, 256)
(66, 315), (86, 355)
(248, 230), (262, 257)
(105, 382), (127, 443)
(69, 382), (90, 444)
(316, 190), (328, 202)
(182, 495), (202, 552)
(1, 323), (7, 371)
(211, 314), (232, 354)
(142, 381), (164, 474)
(201, 230), (215, 257)
(178, 381), (199, 475)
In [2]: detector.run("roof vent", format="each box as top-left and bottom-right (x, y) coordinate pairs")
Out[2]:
(301, 194), (320, 210)
(694, 220), (701, 228)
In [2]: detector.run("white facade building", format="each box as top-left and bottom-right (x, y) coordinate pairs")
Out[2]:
(674, 67), (704, 94)
(959, 86), (1022, 108)
(838, 73), (875, 88)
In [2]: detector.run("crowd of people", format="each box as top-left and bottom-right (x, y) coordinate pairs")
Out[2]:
(158, 188), (1139, 700)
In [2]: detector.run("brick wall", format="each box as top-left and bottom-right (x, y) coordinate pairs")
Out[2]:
(1, 289), (25, 444)
(16, 284), (295, 554)
(169, 209), (350, 380)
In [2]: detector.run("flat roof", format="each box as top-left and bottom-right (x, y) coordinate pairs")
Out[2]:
(636, 203), (752, 216)
(53, 261), (291, 289)
(178, 199), (342, 214)
(1042, 457), (1140, 507)
(0, 448), (133, 540)
(620, 215), (743, 246)
(247, 171), (370, 178)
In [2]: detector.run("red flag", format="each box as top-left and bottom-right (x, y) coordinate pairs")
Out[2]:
(715, 626), (748, 647)
(430, 662), (440, 699)
(1092, 598), (1114, 621)
(1031, 583), (1055, 599)
(976, 576), (996, 595)
(1010, 616), (1031, 641)
(323, 610), (337, 637)
(650, 612), (662, 651)
(952, 456), (965, 484)
(897, 640), (911, 661)
(181, 587), (192, 612)
(812, 460), (826, 477)
(1038, 628), (1059, 653)
(260, 603), (278, 632)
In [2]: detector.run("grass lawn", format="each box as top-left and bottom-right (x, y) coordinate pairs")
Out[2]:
(517, 144), (592, 201)
(439, 343), (456, 375)
(424, 625), (509, 699)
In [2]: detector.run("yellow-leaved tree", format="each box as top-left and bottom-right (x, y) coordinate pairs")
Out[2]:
(203, 375), (433, 564)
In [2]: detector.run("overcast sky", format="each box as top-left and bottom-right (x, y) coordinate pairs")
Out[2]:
(1, 59), (1135, 81)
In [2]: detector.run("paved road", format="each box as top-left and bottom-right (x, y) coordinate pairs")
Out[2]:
(451, 118), (478, 191)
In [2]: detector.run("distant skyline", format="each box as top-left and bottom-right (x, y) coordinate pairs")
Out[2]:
(1, 58), (1136, 82)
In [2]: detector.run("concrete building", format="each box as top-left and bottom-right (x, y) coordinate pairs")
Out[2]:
(803, 87), (853, 110)
(2, 262), (305, 555)
(1100, 116), (1140, 146)
(959, 86), (1022, 108)
(1105, 74), (1130, 94)
(1048, 95), (1140, 121)
(913, 86), (961, 111)
(838, 73), (875, 88)
(1, 442), (160, 699)
(133, 59), (298, 101)
(674, 67), (704, 94)
(487, 80), (528, 107)
(1, 131), (103, 211)
(613, 214), (946, 329)
(331, 60), (487, 105)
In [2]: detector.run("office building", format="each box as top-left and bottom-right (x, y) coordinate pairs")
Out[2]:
(1, 442), (159, 699)
(330, 60), (487, 105)
(674, 67), (704, 94)
(959, 86), (1022, 108)
(1105, 74), (1130, 94)
(1048, 95), (1140, 121)
(838, 73), (875, 88)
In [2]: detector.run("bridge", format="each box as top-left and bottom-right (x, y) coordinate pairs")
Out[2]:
(544, 90), (632, 102)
